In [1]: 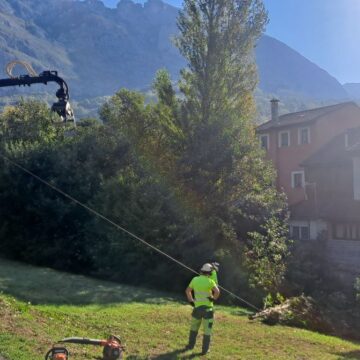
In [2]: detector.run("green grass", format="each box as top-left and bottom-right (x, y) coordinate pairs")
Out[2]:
(0, 258), (359, 360)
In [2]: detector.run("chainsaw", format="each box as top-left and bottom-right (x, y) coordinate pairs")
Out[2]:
(45, 347), (69, 360)
(45, 335), (125, 360)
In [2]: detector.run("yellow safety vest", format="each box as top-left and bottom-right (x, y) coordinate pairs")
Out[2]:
(188, 275), (216, 307)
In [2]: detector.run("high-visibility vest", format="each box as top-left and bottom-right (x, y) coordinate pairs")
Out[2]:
(188, 275), (216, 307)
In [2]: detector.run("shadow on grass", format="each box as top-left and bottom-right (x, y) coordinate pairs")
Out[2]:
(229, 308), (254, 317)
(0, 258), (179, 305)
(335, 350), (360, 359)
(145, 348), (203, 359)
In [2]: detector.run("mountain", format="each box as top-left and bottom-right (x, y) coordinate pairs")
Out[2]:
(343, 83), (360, 99)
(102, 0), (119, 6)
(256, 36), (348, 100)
(0, 0), (349, 102)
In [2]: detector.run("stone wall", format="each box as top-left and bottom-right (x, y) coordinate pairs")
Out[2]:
(326, 239), (360, 285)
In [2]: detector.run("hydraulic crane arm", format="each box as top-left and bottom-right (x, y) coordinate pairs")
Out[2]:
(0, 70), (75, 123)
(0, 71), (68, 94)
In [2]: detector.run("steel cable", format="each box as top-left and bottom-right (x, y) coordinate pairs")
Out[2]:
(0, 153), (260, 312)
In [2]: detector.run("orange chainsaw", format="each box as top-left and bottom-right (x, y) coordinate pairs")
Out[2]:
(45, 335), (125, 360)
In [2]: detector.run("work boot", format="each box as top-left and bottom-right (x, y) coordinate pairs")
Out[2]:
(185, 331), (198, 350)
(201, 335), (211, 355)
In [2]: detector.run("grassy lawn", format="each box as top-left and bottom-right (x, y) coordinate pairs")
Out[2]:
(0, 258), (359, 360)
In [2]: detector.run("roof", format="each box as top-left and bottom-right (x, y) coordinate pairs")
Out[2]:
(257, 102), (358, 132)
(302, 126), (360, 167)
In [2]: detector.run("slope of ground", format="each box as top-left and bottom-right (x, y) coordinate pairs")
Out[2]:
(0, 259), (359, 359)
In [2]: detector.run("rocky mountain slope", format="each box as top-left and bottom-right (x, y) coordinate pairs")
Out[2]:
(343, 83), (360, 99)
(256, 35), (347, 100)
(0, 0), (349, 101)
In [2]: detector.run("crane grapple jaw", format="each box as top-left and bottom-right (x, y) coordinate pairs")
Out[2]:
(51, 99), (75, 123)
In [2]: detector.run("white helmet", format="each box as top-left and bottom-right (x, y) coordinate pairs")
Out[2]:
(200, 263), (213, 273)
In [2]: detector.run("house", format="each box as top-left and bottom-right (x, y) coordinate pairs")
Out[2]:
(290, 128), (360, 276)
(257, 100), (360, 206)
(257, 101), (360, 281)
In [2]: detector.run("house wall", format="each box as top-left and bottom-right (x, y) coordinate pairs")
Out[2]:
(353, 157), (360, 200)
(272, 124), (316, 205)
(314, 105), (360, 149)
(262, 104), (360, 205)
(306, 164), (353, 203)
(326, 239), (360, 274)
(299, 149), (360, 284)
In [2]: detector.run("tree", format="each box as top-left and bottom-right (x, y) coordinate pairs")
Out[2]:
(0, 100), (63, 148)
(0, 101), (131, 272)
(153, 69), (177, 110)
(175, 0), (269, 202)
(246, 215), (290, 296)
(175, 0), (268, 207)
(174, 0), (291, 297)
(355, 278), (360, 303)
(176, 0), (267, 124)
(99, 0), (288, 298)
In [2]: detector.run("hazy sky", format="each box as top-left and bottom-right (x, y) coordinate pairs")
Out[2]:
(102, 0), (360, 84)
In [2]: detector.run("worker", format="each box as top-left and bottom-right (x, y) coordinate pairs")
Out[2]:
(185, 263), (220, 355)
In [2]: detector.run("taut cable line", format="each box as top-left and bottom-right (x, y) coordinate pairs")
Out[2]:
(0, 152), (260, 312)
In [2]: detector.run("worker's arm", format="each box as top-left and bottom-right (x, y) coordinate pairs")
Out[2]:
(185, 287), (195, 303)
(212, 285), (220, 300)
(210, 269), (218, 285)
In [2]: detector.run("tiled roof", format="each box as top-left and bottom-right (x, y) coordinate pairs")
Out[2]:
(257, 102), (358, 132)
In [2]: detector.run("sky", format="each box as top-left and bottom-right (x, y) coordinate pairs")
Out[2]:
(102, 0), (360, 84)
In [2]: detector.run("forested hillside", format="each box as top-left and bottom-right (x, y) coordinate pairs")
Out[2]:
(0, 0), (348, 102)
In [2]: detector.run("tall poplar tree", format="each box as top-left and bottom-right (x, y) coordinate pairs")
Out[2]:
(177, 0), (267, 123)
(175, 0), (289, 296)
(175, 0), (270, 214)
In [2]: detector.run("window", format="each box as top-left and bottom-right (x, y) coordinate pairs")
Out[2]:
(292, 226), (300, 240)
(260, 134), (269, 150)
(278, 131), (290, 147)
(291, 171), (305, 188)
(291, 225), (310, 240)
(333, 223), (360, 240)
(300, 226), (310, 240)
(351, 224), (358, 239)
(299, 127), (310, 145)
(335, 223), (345, 239)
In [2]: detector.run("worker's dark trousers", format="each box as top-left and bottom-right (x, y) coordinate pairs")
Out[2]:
(187, 306), (214, 352)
